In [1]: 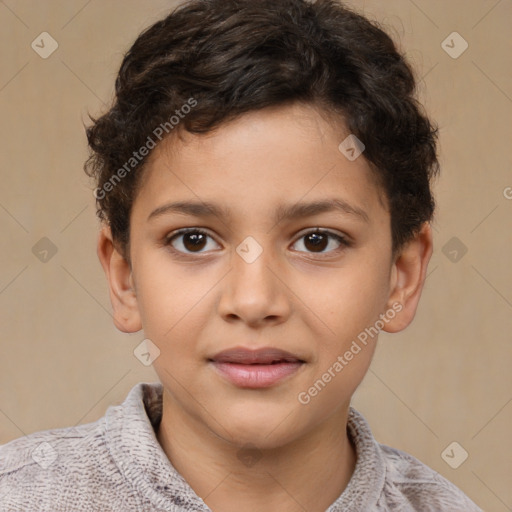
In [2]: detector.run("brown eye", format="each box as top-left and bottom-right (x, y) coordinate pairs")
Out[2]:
(166, 229), (220, 254)
(304, 232), (328, 252)
(182, 232), (207, 251)
(292, 229), (348, 254)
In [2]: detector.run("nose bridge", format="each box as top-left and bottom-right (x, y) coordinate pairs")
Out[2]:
(218, 235), (289, 324)
(234, 237), (274, 290)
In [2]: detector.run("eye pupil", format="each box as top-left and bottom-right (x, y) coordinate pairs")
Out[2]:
(305, 232), (327, 252)
(184, 232), (207, 251)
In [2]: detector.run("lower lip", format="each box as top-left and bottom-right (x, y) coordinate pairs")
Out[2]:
(210, 361), (304, 388)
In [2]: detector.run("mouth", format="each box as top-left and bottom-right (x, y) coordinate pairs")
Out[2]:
(208, 347), (306, 388)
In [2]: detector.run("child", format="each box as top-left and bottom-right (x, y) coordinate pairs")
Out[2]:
(0, 0), (483, 510)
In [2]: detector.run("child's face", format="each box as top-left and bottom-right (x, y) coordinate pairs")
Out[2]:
(114, 103), (417, 447)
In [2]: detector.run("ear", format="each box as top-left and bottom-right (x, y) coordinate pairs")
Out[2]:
(97, 225), (142, 333)
(382, 222), (433, 333)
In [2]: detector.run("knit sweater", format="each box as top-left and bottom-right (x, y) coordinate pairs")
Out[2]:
(0, 382), (482, 511)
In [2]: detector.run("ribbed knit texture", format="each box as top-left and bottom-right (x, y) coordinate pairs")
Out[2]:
(0, 382), (482, 511)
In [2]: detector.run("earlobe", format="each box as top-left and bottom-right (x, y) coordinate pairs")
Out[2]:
(97, 225), (142, 333)
(382, 222), (433, 333)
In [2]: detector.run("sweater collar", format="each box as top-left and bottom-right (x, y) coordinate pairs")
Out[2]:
(105, 381), (386, 511)
(105, 381), (210, 511)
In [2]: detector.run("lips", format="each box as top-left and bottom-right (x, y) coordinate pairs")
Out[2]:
(208, 347), (306, 388)
(209, 347), (305, 365)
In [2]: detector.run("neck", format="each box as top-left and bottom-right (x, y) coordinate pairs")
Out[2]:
(156, 390), (357, 512)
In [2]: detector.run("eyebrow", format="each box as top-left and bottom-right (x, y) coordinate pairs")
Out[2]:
(147, 198), (370, 224)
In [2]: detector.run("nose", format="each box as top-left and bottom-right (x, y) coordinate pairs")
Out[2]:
(217, 242), (291, 327)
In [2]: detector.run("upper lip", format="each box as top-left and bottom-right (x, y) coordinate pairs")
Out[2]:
(209, 346), (305, 364)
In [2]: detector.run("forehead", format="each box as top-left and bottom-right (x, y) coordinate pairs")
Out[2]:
(133, 103), (389, 225)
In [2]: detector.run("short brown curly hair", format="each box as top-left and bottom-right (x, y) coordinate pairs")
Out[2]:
(84, 0), (439, 257)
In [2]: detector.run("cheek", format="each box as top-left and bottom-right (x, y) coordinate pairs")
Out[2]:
(305, 261), (390, 332)
(295, 268), (386, 414)
(133, 255), (225, 365)
(134, 256), (206, 336)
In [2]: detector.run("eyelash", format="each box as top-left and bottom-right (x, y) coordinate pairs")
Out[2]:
(163, 227), (351, 257)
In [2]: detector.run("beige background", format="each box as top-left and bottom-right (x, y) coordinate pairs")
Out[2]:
(1, 1), (511, 510)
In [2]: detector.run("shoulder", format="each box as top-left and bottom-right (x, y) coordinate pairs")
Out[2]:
(377, 443), (483, 511)
(345, 408), (483, 511)
(0, 382), (159, 511)
(0, 417), (112, 510)
(0, 419), (103, 470)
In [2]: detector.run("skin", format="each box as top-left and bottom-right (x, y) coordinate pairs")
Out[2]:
(98, 103), (432, 512)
